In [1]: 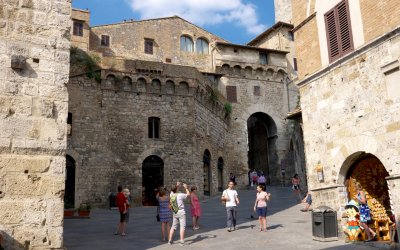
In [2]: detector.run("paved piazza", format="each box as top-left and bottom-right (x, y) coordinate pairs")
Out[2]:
(64, 187), (384, 250)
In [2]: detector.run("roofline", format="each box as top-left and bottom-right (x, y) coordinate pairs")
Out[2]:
(72, 8), (90, 13)
(91, 15), (228, 43)
(215, 42), (289, 55)
(247, 21), (294, 46)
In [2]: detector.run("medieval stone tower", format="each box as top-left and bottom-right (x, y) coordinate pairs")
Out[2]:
(274, 0), (293, 24)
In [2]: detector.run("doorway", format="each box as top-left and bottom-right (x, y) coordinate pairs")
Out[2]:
(65, 155), (76, 207)
(142, 155), (164, 206)
(203, 150), (211, 196)
(218, 157), (224, 192)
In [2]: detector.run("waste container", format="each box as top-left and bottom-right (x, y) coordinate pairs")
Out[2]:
(312, 206), (338, 241)
(109, 192), (117, 209)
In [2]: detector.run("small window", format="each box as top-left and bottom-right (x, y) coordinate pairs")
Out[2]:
(196, 38), (209, 54)
(67, 112), (72, 135)
(226, 86), (237, 103)
(253, 86), (261, 96)
(180, 35), (193, 52)
(101, 35), (110, 47)
(293, 58), (298, 71)
(148, 117), (160, 138)
(259, 53), (267, 65)
(73, 21), (83, 36)
(144, 39), (154, 54)
(288, 31), (294, 41)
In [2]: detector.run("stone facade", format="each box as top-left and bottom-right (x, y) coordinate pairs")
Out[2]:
(292, 0), (400, 240)
(0, 0), (70, 249)
(67, 9), (299, 207)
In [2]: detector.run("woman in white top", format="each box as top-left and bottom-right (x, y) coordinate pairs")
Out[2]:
(221, 181), (240, 232)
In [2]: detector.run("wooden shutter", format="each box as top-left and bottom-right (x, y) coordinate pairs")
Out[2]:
(325, 0), (353, 63)
(226, 86), (237, 103)
(144, 40), (153, 54)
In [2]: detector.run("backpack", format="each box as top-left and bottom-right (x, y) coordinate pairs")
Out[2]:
(169, 194), (179, 214)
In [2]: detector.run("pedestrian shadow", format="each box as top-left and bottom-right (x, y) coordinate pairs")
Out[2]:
(236, 225), (256, 230)
(267, 224), (283, 230)
(185, 234), (217, 245)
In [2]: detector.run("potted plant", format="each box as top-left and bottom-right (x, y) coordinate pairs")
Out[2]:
(78, 203), (91, 217)
(64, 202), (75, 217)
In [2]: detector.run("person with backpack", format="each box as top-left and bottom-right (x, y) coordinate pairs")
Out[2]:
(168, 182), (190, 246)
(221, 181), (240, 232)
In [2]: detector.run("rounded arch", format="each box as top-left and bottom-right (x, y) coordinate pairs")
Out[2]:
(221, 64), (230, 72)
(137, 77), (147, 92)
(203, 149), (212, 196)
(180, 35), (194, 52)
(247, 112), (278, 185)
(233, 65), (242, 74)
(256, 67), (264, 76)
(105, 74), (116, 86)
(178, 81), (189, 95)
(142, 155), (164, 206)
(165, 80), (175, 94)
(122, 76), (132, 91)
(151, 79), (161, 93)
(244, 66), (253, 75)
(196, 37), (209, 54)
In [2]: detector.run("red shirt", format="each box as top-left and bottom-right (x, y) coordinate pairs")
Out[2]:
(116, 192), (127, 212)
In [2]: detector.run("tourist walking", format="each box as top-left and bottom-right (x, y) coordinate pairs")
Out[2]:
(190, 186), (201, 230)
(355, 182), (376, 242)
(258, 173), (266, 187)
(300, 191), (312, 212)
(168, 182), (190, 246)
(253, 184), (270, 231)
(291, 174), (302, 201)
(229, 173), (236, 185)
(250, 170), (258, 189)
(221, 181), (240, 232)
(157, 187), (172, 241)
(115, 186), (128, 236)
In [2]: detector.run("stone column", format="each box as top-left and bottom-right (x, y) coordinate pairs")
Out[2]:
(0, 0), (71, 249)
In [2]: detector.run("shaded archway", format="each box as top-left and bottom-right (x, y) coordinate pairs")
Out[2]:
(65, 155), (76, 207)
(247, 112), (278, 185)
(142, 155), (164, 206)
(345, 154), (392, 241)
(218, 157), (224, 192)
(203, 150), (211, 196)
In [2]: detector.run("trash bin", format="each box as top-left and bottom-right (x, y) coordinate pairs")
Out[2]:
(312, 206), (338, 241)
(109, 192), (117, 209)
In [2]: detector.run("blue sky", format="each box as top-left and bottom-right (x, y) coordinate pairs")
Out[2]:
(72, 0), (275, 45)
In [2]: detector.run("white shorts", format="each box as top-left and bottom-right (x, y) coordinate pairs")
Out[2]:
(171, 210), (186, 230)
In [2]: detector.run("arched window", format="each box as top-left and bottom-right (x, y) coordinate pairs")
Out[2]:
(196, 38), (209, 54)
(148, 117), (160, 138)
(180, 35), (193, 52)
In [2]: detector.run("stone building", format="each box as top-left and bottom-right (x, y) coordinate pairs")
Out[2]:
(0, 0), (71, 249)
(67, 9), (300, 207)
(289, 0), (400, 241)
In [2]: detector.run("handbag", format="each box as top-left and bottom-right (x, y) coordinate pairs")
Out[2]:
(156, 214), (160, 222)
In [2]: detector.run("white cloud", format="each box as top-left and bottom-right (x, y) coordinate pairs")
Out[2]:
(127, 0), (267, 35)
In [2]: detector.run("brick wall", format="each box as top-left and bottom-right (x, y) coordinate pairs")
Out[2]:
(291, 0), (309, 27)
(0, 0), (70, 249)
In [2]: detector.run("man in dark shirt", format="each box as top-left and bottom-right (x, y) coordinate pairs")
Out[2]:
(115, 186), (128, 236)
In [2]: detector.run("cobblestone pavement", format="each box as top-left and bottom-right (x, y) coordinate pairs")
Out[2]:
(64, 186), (389, 250)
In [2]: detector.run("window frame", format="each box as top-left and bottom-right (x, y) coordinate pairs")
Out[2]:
(180, 35), (194, 52)
(196, 38), (209, 54)
(144, 39), (154, 55)
(259, 53), (268, 65)
(148, 117), (160, 139)
(101, 35), (110, 47)
(73, 21), (84, 37)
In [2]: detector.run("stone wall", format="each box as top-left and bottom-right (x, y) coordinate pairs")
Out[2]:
(0, 0), (70, 249)
(274, 0), (293, 24)
(298, 28), (400, 234)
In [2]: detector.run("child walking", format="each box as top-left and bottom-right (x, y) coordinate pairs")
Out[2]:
(253, 185), (270, 231)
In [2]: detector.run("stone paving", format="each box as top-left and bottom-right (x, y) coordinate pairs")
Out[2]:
(64, 186), (389, 250)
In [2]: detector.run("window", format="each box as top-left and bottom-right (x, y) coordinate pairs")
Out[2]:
(226, 86), (237, 103)
(259, 53), (268, 65)
(144, 39), (153, 54)
(293, 58), (298, 71)
(324, 0), (353, 62)
(101, 35), (110, 47)
(288, 31), (294, 41)
(148, 117), (160, 138)
(67, 112), (72, 135)
(73, 21), (83, 36)
(196, 38), (209, 54)
(254, 86), (261, 96)
(180, 35), (193, 52)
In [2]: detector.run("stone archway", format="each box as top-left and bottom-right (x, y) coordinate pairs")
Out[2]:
(203, 150), (211, 196)
(65, 155), (76, 207)
(247, 112), (278, 185)
(142, 155), (164, 206)
(344, 153), (392, 241)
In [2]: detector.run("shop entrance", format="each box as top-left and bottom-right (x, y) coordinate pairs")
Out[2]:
(247, 112), (278, 185)
(203, 150), (211, 196)
(142, 155), (164, 206)
(345, 154), (391, 241)
(65, 155), (76, 207)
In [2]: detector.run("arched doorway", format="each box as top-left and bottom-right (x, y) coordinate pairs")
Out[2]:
(142, 155), (164, 206)
(345, 154), (392, 241)
(247, 112), (278, 185)
(218, 157), (224, 192)
(65, 155), (76, 207)
(203, 150), (211, 196)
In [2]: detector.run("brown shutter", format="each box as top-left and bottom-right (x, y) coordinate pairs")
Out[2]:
(144, 40), (153, 54)
(337, 1), (353, 55)
(226, 86), (237, 103)
(325, 9), (340, 62)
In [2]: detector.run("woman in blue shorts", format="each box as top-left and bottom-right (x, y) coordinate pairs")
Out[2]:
(253, 185), (271, 232)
